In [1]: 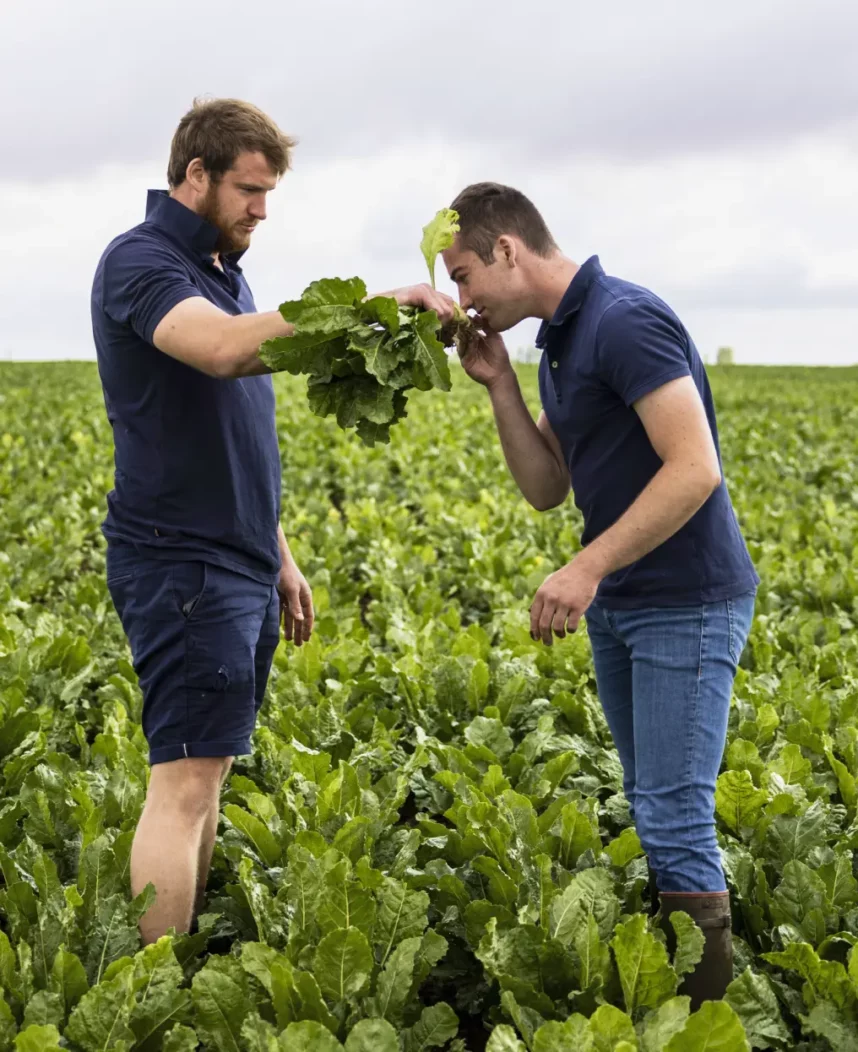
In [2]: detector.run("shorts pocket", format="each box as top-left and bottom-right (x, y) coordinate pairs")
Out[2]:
(173, 562), (208, 622)
(106, 545), (148, 587)
(181, 564), (262, 697)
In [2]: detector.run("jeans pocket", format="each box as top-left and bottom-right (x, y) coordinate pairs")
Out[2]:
(173, 562), (208, 622)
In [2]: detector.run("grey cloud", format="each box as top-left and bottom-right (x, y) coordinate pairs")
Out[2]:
(2, 0), (857, 180)
(670, 260), (858, 310)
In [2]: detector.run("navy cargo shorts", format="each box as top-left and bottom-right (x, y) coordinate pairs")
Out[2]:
(105, 543), (281, 765)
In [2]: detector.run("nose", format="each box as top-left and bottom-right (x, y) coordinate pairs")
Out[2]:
(459, 288), (473, 311)
(249, 194), (267, 221)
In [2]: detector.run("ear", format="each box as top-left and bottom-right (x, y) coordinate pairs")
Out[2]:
(496, 235), (518, 268)
(185, 157), (208, 194)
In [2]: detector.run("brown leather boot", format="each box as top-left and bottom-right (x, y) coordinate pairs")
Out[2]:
(659, 891), (732, 1009)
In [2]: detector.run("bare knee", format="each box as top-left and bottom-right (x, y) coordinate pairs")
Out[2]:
(145, 756), (233, 823)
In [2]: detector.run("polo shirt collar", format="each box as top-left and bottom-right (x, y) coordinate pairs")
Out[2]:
(145, 189), (247, 266)
(535, 255), (604, 348)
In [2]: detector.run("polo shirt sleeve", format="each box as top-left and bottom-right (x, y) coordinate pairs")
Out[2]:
(101, 237), (203, 345)
(595, 297), (692, 407)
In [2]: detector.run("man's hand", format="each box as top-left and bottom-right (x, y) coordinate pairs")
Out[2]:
(277, 557), (314, 647)
(458, 324), (515, 389)
(375, 284), (457, 324)
(530, 556), (602, 645)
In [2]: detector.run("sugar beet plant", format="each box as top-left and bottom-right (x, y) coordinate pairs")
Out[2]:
(1, 361), (858, 1051)
(260, 209), (472, 446)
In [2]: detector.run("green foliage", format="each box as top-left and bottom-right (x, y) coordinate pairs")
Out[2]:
(260, 277), (452, 446)
(2, 361), (858, 1049)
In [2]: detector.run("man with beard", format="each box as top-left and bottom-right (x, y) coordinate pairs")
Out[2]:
(91, 97), (455, 943)
(442, 182), (758, 1007)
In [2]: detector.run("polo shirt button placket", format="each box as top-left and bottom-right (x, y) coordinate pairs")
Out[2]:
(550, 357), (562, 402)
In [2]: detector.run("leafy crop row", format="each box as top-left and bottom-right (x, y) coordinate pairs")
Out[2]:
(0, 362), (857, 1051)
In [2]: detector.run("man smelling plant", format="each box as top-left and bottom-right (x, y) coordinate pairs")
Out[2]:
(443, 182), (759, 1007)
(90, 97), (456, 943)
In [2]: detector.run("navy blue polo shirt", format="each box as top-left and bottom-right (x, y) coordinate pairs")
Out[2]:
(90, 190), (281, 583)
(537, 256), (758, 608)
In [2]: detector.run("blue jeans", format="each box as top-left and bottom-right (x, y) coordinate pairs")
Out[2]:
(585, 593), (755, 892)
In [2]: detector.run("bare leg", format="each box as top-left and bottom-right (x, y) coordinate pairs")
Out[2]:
(193, 758), (232, 921)
(131, 756), (232, 945)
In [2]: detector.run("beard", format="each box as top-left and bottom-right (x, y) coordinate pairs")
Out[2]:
(199, 184), (251, 255)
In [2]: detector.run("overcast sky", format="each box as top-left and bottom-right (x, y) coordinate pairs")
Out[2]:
(1, 0), (857, 364)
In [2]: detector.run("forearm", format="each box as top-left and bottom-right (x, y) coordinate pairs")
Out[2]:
(214, 311), (294, 378)
(276, 523), (295, 565)
(576, 461), (720, 579)
(487, 373), (569, 511)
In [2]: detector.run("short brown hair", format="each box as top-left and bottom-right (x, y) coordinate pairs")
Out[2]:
(450, 182), (558, 264)
(167, 97), (296, 189)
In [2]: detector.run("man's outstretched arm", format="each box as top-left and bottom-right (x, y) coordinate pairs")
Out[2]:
(153, 284), (458, 379)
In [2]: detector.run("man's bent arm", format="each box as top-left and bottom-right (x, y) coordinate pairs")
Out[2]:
(152, 297), (290, 378)
(575, 375), (722, 580)
(487, 372), (570, 511)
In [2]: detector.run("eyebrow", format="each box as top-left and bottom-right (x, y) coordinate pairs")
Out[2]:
(238, 182), (274, 192)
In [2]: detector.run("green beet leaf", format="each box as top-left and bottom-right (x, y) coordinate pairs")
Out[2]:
(318, 862), (377, 938)
(190, 957), (251, 1052)
(551, 868), (620, 946)
(14, 1025), (63, 1052)
(802, 1002), (858, 1052)
(532, 1018), (591, 1050)
(640, 997), (691, 1052)
(715, 770), (768, 838)
(604, 827), (644, 869)
(21, 991), (63, 1030)
(241, 1013), (279, 1052)
(279, 1020), (344, 1051)
(374, 878), (430, 966)
(586, 1004), (637, 1049)
(610, 914), (678, 1016)
(129, 936), (191, 1050)
(668, 911), (705, 978)
(50, 946), (89, 1014)
(364, 936), (421, 1024)
(488, 1025), (529, 1051)
(291, 971), (340, 1033)
(402, 1002), (459, 1052)
(344, 1018), (399, 1052)
(410, 310), (452, 392)
(420, 208), (460, 289)
(313, 926), (373, 1002)
(663, 1001), (750, 1051)
(0, 996), (16, 1052)
(162, 1025), (200, 1052)
(725, 968), (791, 1050)
(575, 913), (614, 994)
(65, 966), (137, 1052)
